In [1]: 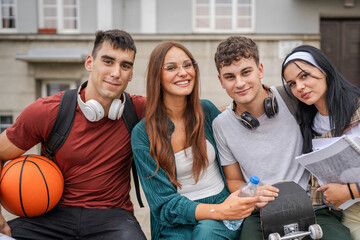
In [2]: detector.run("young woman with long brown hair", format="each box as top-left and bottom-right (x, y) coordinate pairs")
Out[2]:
(131, 41), (259, 240)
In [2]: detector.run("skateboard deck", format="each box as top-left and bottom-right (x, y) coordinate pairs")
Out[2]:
(260, 181), (320, 240)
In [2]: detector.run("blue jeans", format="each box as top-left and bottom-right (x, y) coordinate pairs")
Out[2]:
(8, 206), (146, 240)
(159, 219), (240, 240)
(191, 219), (241, 240)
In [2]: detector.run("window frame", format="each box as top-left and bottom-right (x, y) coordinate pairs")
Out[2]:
(38, 0), (80, 34)
(0, 0), (17, 33)
(192, 0), (255, 33)
(0, 113), (13, 133)
(41, 79), (79, 97)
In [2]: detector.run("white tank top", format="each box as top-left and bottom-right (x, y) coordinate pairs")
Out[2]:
(175, 140), (224, 200)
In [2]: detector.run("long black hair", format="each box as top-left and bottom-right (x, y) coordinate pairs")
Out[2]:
(281, 45), (360, 153)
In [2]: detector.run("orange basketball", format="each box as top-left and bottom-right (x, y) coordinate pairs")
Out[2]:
(0, 155), (64, 217)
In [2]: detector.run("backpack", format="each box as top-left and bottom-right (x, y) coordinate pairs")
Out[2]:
(42, 87), (144, 208)
(275, 85), (298, 123)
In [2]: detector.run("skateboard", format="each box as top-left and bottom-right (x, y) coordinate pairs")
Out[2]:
(260, 181), (323, 240)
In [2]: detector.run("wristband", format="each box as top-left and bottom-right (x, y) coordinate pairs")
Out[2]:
(347, 183), (355, 200)
(355, 182), (360, 197)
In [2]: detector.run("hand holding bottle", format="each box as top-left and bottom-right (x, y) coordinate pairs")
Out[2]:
(223, 175), (260, 231)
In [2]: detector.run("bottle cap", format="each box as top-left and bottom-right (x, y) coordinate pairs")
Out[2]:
(249, 175), (260, 184)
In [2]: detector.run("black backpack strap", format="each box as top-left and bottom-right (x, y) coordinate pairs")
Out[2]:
(43, 89), (78, 159)
(123, 92), (144, 208)
(275, 86), (299, 123)
(43, 89), (144, 208)
(123, 93), (140, 132)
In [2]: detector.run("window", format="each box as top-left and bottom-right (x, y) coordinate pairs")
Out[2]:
(41, 80), (79, 97)
(193, 0), (254, 33)
(42, 0), (57, 29)
(38, 0), (79, 33)
(0, 115), (13, 133)
(0, 0), (16, 32)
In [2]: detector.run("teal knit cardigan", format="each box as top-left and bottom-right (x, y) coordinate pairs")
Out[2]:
(131, 99), (230, 240)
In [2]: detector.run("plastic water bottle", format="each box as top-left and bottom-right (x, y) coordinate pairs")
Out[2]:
(223, 175), (260, 231)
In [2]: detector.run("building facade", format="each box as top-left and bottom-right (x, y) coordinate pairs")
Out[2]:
(1, 0), (359, 126)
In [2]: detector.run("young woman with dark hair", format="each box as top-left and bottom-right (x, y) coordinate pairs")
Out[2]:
(131, 41), (261, 240)
(282, 44), (360, 239)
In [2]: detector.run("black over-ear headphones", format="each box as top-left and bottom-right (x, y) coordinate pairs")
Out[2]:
(232, 85), (279, 130)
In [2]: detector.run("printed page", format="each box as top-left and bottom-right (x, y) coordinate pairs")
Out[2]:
(295, 135), (360, 209)
(312, 137), (341, 151)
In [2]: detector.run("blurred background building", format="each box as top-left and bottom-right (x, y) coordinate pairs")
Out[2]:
(0, 0), (359, 238)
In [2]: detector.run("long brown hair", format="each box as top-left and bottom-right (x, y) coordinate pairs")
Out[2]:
(145, 41), (208, 187)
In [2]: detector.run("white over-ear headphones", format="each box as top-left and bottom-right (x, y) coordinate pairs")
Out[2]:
(77, 81), (125, 122)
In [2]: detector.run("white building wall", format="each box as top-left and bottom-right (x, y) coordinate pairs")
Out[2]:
(97, 0), (113, 30)
(256, 0), (360, 34)
(141, 0), (156, 33)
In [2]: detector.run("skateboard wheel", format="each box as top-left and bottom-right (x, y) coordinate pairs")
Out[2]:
(309, 224), (323, 239)
(268, 233), (281, 240)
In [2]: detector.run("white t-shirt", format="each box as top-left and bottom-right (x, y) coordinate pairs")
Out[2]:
(313, 111), (360, 137)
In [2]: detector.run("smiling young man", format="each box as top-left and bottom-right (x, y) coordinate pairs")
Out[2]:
(212, 36), (352, 240)
(0, 30), (147, 239)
